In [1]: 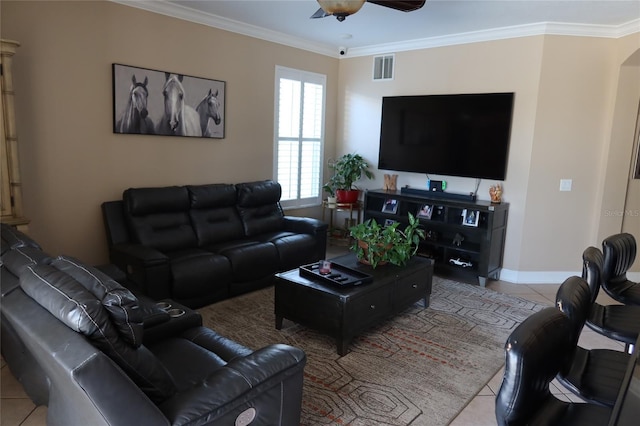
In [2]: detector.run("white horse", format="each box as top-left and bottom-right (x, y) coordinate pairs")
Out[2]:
(196, 88), (223, 137)
(116, 75), (154, 134)
(157, 73), (201, 137)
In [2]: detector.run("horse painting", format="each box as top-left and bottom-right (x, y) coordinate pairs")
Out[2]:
(157, 73), (202, 137)
(196, 89), (223, 137)
(116, 75), (154, 134)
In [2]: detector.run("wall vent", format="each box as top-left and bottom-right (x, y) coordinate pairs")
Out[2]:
(373, 54), (394, 81)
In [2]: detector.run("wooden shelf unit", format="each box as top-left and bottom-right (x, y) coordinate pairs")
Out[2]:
(363, 189), (509, 286)
(0, 39), (28, 231)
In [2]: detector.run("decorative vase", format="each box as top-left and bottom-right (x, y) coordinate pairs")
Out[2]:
(336, 189), (359, 204)
(489, 184), (503, 204)
(383, 174), (398, 191)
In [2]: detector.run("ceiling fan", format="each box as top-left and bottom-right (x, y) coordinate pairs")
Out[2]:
(311, 0), (426, 22)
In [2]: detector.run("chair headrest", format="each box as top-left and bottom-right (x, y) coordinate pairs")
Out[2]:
(602, 233), (637, 280)
(496, 307), (572, 424)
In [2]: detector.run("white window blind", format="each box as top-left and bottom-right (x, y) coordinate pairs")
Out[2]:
(274, 66), (326, 209)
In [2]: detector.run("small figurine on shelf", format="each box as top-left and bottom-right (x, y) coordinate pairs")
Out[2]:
(489, 183), (503, 204)
(383, 174), (398, 191)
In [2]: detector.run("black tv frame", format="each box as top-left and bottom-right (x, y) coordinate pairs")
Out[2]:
(377, 92), (515, 181)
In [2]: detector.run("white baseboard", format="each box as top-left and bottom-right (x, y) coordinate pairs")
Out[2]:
(499, 269), (640, 285)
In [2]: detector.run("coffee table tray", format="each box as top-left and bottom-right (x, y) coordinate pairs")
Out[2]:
(299, 262), (373, 287)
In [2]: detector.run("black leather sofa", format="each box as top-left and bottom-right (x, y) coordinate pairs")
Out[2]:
(102, 180), (327, 308)
(0, 224), (306, 425)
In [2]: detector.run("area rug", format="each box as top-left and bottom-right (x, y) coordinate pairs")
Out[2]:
(198, 277), (547, 425)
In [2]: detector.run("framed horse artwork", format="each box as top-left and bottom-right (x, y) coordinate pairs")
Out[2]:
(112, 63), (226, 139)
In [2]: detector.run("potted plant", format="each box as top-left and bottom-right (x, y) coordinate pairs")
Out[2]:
(323, 153), (374, 204)
(349, 213), (426, 268)
(322, 179), (338, 204)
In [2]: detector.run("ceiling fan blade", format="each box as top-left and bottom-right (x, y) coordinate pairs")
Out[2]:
(367, 0), (426, 12)
(310, 7), (330, 19)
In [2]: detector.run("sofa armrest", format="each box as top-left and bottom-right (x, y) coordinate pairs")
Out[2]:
(109, 243), (172, 300)
(159, 344), (306, 425)
(283, 216), (328, 260)
(283, 215), (327, 235)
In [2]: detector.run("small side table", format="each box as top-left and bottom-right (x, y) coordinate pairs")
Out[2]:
(322, 200), (362, 245)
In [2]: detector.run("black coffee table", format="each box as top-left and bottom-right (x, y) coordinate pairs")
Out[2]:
(275, 253), (434, 356)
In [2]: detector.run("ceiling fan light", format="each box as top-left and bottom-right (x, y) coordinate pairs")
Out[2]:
(317, 0), (366, 16)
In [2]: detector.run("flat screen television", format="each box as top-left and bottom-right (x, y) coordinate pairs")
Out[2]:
(377, 92), (514, 180)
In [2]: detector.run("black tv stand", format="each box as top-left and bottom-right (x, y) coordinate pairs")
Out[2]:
(363, 189), (508, 287)
(400, 186), (477, 202)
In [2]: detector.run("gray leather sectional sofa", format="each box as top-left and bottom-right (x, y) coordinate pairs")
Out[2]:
(0, 224), (306, 425)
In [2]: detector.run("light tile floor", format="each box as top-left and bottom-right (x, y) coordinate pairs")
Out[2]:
(1, 263), (626, 426)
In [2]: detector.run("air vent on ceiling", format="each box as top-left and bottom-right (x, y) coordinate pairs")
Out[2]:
(373, 54), (394, 81)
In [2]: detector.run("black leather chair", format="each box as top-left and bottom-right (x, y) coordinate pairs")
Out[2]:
(495, 307), (612, 425)
(602, 233), (640, 306)
(554, 275), (630, 407)
(583, 246), (640, 353)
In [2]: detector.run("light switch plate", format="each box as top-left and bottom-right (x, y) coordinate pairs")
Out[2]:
(560, 179), (572, 191)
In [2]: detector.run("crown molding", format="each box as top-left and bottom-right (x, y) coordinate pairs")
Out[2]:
(350, 19), (640, 57)
(110, 0), (336, 57)
(111, 1), (640, 59)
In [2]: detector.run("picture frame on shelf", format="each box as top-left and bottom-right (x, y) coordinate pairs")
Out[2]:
(382, 199), (399, 214)
(384, 218), (397, 227)
(462, 209), (479, 227)
(417, 204), (433, 219)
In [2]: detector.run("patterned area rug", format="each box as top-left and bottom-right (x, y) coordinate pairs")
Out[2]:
(198, 276), (546, 425)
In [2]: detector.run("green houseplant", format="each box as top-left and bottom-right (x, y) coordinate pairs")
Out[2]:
(323, 153), (374, 203)
(349, 213), (426, 268)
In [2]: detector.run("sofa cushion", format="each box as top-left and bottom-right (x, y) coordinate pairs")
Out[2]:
(1, 224), (41, 254)
(265, 233), (320, 271)
(188, 184), (245, 245)
(124, 186), (197, 252)
(51, 256), (144, 348)
(215, 242), (279, 282)
(236, 181), (284, 237)
(166, 249), (232, 301)
(188, 183), (237, 209)
(1, 246), (52, 277)
(147, 338), (227, 392)
(20, 263), (177, 403)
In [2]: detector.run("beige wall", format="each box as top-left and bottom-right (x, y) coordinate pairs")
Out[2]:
(0, 1), (338, 264)
(336, 38), (545, 277)
(599, 41), (640, 248)
(337, 35), (640, 280)
(2, 0), (638, 279)
(520, 36), (620, 272)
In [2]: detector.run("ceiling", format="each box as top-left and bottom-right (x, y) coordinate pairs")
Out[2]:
(117, 1), (640, 57)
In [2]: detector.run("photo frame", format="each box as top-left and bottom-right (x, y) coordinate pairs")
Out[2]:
(384, 218), (397, 227)
(382, 199), (399, 214)
(417, 204), (433, 219)
(462, 209), (480, 227)
(113, 63), (226, 139)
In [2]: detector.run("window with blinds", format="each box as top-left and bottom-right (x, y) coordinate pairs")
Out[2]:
(274, 66), (326, 209)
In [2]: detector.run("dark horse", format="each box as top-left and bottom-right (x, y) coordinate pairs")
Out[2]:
(196, 88), (222, 137)
(116, 75), (154, 134)
(157, 73), (201, 137)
